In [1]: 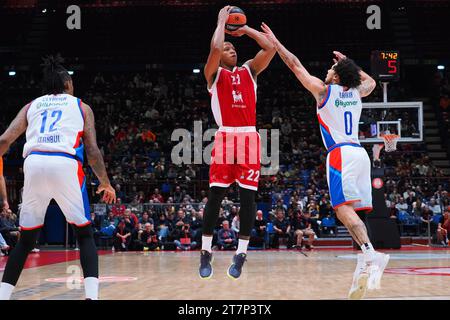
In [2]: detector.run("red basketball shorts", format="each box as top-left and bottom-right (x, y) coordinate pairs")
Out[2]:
(209, 128), (261, 191)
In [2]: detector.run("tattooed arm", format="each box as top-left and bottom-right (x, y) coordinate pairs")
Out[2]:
(82, 102), (116, 204)
(261, 22), (327, 103)
(357, 69), (377, 98)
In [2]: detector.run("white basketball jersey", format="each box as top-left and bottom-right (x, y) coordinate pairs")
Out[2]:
(23, 94), (85, 162)
(316, 84), (362, 150)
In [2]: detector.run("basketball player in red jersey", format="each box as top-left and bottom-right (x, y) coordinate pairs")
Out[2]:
(199, 6), (276, 279)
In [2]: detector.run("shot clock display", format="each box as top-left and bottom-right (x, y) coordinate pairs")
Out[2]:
(371, 50), (400, 81)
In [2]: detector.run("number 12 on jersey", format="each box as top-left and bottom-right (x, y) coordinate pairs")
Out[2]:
(40, 110), (62, 133)
(344, 111), (353, 135)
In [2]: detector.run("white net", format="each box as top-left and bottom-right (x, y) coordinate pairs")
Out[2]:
(382, 134), (400, 152)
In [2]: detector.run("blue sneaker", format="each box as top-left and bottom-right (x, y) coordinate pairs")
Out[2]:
(227, 253), (247, 280)
(199, 250), (213, 279)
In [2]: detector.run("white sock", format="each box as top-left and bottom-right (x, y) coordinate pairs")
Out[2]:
(0, 282), (15, 300)
(84, 277), (99, 300)
(201, 236), (213, 253)
(361, 242), (376, 261)
(236, 239), (249, 255)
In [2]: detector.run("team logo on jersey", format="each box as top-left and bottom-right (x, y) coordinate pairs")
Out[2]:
(232, 90), (243, 104)
(334, 99), (358, 107)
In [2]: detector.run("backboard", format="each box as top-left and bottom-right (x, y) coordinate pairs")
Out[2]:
(359, 102), (423, 143)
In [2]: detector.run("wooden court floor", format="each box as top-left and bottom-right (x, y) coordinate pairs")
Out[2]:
(2, 248), (450, 300)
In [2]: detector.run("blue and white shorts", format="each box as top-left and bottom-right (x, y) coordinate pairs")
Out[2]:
(20, 152), (90, 230)
(326, 144), (373, 212)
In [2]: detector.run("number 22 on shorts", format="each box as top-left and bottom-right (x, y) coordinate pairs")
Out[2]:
(246, 169), (260, 182)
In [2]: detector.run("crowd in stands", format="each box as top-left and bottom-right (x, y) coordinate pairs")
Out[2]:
(0, 206), (40, 256)
(90, 196), (322, 251)
(0, 67), (449, 250)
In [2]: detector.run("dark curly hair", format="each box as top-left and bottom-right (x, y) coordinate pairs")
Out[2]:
(41, 54), (72, 95)
(333, 58), (362, 89)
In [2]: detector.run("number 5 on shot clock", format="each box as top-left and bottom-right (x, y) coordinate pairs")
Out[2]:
(371, 50), (400, 81)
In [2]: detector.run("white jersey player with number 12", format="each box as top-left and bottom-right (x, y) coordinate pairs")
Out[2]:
(261, 23), (390, 300)
(0, 56), (116, 301)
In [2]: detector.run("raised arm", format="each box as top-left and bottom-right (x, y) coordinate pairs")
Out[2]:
(204, 6), (231, 88)
(333, 51), (376, 98)
(358, 69), (377, 97)
(261, 22), (327, 102)
(81, 102), (116, 204)
(227, 25), (276, 77)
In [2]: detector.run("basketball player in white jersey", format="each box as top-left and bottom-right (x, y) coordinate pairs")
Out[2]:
(0, 56), (116, 300)
(262, 23), (389, 299)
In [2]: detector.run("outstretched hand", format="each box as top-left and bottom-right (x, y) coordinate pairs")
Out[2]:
(97, 183), (116, 204)
(333, 51), (347, 64)
(260, 22), (278, 47)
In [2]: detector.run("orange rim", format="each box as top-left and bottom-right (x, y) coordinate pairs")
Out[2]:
(381, 134), (399, 142)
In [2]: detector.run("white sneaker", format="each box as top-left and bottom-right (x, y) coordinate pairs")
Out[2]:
(367, 252), (390, 290)
(31, 248), (40, 253)
(348, 254), (369, 300)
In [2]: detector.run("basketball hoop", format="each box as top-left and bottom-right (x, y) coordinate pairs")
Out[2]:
(381, 134), (400, 152)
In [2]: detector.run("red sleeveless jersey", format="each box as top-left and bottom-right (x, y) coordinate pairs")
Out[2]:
(208, 64), (257, 127)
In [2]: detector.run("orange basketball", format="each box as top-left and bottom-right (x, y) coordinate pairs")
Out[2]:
(226, 6), (247, 31)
